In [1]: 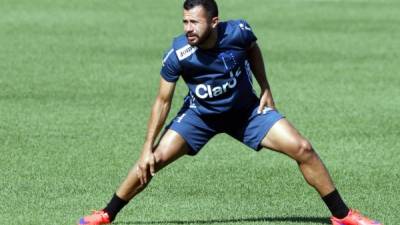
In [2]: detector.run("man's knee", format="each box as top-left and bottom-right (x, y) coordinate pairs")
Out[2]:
(153, 145), (173, 169)
(153, 150), (164, 166)
(293, 139), (316, 163)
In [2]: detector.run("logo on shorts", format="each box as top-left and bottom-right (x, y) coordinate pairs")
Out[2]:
(261, 107), (273, 114)
(176, 113), (186, 123)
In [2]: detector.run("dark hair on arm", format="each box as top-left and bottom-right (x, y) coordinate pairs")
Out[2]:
(183, 0), (219, 19)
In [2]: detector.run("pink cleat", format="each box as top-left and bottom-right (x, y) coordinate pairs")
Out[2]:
(330, 209), (382, 225)
(78, 210), (111, 225)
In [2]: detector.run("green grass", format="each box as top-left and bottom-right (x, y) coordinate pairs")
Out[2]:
(1, 0), (399, 224)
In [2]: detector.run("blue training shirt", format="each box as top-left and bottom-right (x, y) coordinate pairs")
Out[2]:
(160, 19), (259, 115)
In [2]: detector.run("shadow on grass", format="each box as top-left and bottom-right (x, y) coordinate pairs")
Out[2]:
(115, 216), (330, 224)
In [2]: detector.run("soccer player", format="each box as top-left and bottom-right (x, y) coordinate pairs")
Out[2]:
(78, 0), (382, 224)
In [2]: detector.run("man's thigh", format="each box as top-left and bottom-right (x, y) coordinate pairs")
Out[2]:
(153, 129), (191, 169)
(260, 118), (310, 157)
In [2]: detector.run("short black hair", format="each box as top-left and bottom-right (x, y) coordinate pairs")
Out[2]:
(183, 0), (219, 19)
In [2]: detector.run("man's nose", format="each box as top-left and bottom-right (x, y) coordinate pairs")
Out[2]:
(185, 23), (194, 33)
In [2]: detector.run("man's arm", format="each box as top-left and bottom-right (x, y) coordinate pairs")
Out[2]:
(247, 42), (276, 113)
(144, 77), (176, 148)
(137, 77), (176, 184)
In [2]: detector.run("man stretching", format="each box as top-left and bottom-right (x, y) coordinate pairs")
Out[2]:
(78, 1), (382, 224)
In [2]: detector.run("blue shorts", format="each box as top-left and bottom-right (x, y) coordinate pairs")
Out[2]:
(166, 104), (284, 155)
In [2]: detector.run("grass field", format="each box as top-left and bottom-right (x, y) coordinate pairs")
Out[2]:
(1, 0), (399, 224)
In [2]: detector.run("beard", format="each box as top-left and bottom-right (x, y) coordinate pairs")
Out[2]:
(186, 26), (213, 46)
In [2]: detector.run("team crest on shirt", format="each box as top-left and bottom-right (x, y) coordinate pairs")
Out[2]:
(176, 44), (198, 61)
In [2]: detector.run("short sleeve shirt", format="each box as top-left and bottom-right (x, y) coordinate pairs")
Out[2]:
(160, 19), (258, 115)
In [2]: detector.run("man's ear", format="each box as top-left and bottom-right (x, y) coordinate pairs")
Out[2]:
(211, 17), (219, 29)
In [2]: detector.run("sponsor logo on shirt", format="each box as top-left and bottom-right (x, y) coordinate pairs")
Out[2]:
(176, 44), (198, 61)
(194, 67), (241, 99)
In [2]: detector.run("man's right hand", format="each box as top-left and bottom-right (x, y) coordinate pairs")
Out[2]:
(136, 144), (156, 185)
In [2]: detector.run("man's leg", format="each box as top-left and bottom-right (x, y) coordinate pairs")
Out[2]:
(260, 118), (350, 219)
(78, 129), (190, 224)
(260, 118), (334, 196)
(260, 118), (383, 224)
(116, 129), (190, 201)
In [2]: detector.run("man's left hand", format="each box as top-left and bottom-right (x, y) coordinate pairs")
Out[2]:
(258, 89), (275, 114)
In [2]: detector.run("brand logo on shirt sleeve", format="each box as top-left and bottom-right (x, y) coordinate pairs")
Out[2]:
(176, 44), (198, 61)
